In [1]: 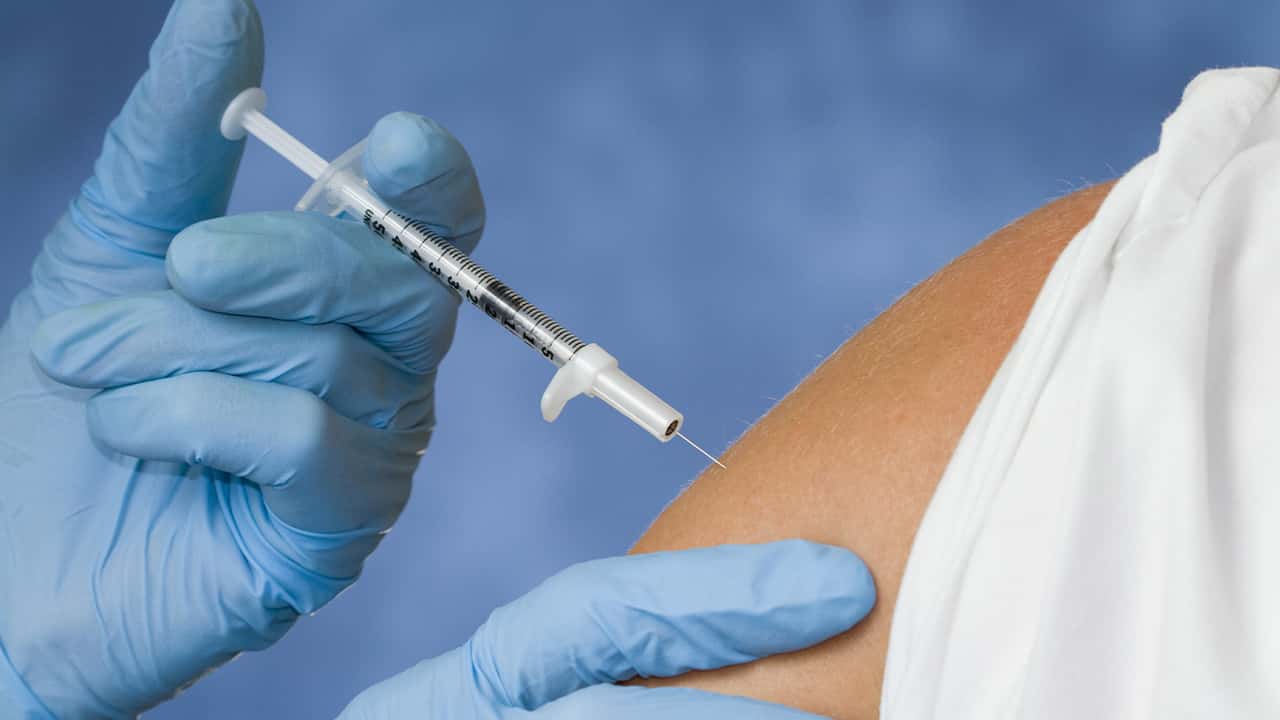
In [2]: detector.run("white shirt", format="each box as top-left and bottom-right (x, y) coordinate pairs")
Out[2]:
(883, 68), (1280, 719)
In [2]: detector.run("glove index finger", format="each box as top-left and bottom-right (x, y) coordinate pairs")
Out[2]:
(166, 212), (463, 373)
(469, 541), (875, 711)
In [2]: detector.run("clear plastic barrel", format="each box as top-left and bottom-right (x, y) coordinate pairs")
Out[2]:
(297, 142), (586, 368)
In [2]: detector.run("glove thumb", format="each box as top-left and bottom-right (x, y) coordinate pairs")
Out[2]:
(31, 0), (264, 313)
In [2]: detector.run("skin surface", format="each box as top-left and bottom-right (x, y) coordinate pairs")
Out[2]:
(631, 181), (1117, 719)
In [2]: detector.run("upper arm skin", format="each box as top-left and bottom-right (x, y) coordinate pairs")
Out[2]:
(630, 181), (1116, 719)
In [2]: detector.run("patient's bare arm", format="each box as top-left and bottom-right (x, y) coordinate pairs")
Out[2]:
(631, 181), (1115, 719)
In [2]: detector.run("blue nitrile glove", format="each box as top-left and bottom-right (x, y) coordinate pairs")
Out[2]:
(0, 0), (483, 716)
(337, 541), (876, 720)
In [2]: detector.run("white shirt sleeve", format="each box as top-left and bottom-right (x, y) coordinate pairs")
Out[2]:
(882, 67), (1280, 720)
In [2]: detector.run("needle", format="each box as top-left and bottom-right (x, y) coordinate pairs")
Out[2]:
(676, 431), (728, 469)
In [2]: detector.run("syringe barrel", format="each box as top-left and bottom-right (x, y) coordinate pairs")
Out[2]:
(325, 171), (587, 368)
(225, 89), (686, 442)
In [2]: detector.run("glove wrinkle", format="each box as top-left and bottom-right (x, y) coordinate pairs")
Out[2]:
(0, 636), (54, 719)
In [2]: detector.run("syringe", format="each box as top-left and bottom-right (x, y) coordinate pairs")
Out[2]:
(221, 88), (724, 467)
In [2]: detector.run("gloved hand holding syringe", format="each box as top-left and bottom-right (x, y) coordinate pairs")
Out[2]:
(221, 88), (724, 466)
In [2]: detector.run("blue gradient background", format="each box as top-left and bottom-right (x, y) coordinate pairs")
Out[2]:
(3, 1), (1277, 716)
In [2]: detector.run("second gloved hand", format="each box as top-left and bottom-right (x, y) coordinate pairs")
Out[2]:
(337, 541), (876, 720)
(0, 0), (483, 716)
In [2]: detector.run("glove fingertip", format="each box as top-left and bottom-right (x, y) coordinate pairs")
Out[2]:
(362, 112), (485, 252)
(832, 545), (877, 626)
(84, 387), (133, 451)
(165, 223), (209, 298)
(166, 217), (262, 309)
(29, 311), (95, 387)
(364, 112), (469, 200)
(778, 539), (877, 627)
(161, 0), (261, 52)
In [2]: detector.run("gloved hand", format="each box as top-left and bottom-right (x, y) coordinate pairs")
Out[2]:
(337, 541), (875, 720)
(0, 0), (483, 716)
